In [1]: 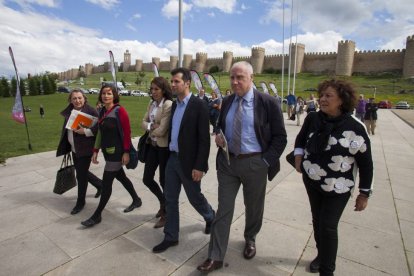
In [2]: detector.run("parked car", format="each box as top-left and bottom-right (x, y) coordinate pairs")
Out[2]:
(131, 90), (149, 97)
(378, 100), (392, 109)
(89, 88), (99, 94)
(57, 86), (70, 93)
(395, 101), (410, 109)
(119, 89), (130, 96)
(79, 88), (90, 94)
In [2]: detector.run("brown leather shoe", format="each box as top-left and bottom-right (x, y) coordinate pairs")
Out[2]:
(243, 241), (256, 259)
(154, 216), (166, 228)
(197, 259), (223, 272)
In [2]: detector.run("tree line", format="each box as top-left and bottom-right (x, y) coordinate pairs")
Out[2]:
(0, 73), (58, 97)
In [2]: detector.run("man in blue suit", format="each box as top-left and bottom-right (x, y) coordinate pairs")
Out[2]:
(153, 67), (215, 253)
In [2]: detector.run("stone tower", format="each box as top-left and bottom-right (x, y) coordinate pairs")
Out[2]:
(183, 54), (193, 69)
(170, 56), (178, 71)
(135, 59), (143, 71)
(152, 57), (160, 69)
(123, 50), (131, 72)
(84, 63), (93, 76)
(195, 52), (208, 72)
(403, 35), (414, 78)
(223, 51), (233, 72)
(290, 43), (305, 73)
(251, 47), (265, 74)
(336, 40), (355, 76)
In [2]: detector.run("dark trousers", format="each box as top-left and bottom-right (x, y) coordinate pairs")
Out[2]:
(163, 152), (214, 241)
(304, 177), (351, 276)
(91, 168), (140, 219)
(209, 111), (220, 133)
(72, 153), (102, 207)
(143, 144), (169, 207)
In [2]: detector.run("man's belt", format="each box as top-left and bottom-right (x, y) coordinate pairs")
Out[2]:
(229, 152), (261, 159)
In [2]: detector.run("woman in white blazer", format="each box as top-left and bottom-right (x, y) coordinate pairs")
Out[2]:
(141, 77), (173, 228)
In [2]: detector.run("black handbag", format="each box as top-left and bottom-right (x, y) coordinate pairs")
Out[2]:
(137, 132), (150, 163)
(126, 143), (139, 169)
(286, 151), (296, 168)
(53, 153), (77, 194)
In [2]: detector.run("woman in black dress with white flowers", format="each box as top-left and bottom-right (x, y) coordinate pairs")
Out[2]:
(293, 79), (373, 276)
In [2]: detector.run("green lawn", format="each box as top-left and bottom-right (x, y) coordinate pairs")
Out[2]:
(1, 71), (413, 163)
(0, 93), (150, 162)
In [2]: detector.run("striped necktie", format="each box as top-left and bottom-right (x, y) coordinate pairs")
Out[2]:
(230, 97), (243, 156)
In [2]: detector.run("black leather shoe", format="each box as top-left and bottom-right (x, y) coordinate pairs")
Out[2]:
(309, 255), (320, 273)
(70, 204), (84, 215)
(152, 239), (179, 253)
(243, 241), (256, 259)
(205, 210), (215, 234)
(81, 216), (101, 227)
(197, 258), (223, 272)
(124, 198), (142, 213)
(94, 188), (101, 198)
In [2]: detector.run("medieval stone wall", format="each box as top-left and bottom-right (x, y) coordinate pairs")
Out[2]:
(58, 34), (414, 80)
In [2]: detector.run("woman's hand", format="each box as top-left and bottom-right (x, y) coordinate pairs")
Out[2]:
(122, 152), (130, 166)
(295, 155), (303, 173)
(92, 152), (99, 164)
(151, 123), (160, 130)
(354, 194), (368, 211)
(74, 127), (86, 135)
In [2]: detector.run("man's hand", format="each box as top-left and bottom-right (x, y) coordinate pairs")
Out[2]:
(215, 133), (224, 148)
(74, 127), (86, 135)
(192, 169), (204, 182)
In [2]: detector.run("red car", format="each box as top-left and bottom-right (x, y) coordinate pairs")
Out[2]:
(378, 100), (392, 109)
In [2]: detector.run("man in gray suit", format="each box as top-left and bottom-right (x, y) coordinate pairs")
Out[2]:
(197, 61), (287, 272)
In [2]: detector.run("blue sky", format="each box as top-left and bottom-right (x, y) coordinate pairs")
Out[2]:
(1, 0), (414, 77)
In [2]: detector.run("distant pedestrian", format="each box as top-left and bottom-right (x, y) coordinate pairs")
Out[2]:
(364, 98), (378, 135)
(286, 92), (297, 119)
(306, 93), (319, 113)
(295, 96), (305, 126)
(40, 104), (45, 118)
(355, 94), (367, 121)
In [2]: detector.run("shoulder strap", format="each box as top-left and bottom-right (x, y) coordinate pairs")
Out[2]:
(114, 106), (124, 141)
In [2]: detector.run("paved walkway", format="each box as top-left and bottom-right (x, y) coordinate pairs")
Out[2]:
(0, 109), (413, 276)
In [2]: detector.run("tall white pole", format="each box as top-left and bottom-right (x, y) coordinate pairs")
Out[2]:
(287, 0), (294, 96)
(281, 0), (285, 104)
(292, 0), (299, 95)
(178, 0), (183, 67)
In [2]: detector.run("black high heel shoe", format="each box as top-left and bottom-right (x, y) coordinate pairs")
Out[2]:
(81, 216), (102, 227)
(124, 198), (142, 213)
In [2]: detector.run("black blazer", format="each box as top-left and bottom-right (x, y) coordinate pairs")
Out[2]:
(169, 94), (211, 179)
(217, 89), (287, 181)
(56, 104), (99, 157)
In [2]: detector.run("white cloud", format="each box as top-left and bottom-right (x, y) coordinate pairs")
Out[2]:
(161, 0), (192, 18)
(191, 0), (236, 13)
(11, 0), (59, 7)
(207, 12), (215, 17)
(85, 0), (120, 10)
(131, 13), (141, 19)
(125, 23), (137, 32)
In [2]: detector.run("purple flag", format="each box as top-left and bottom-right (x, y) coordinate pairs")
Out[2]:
(9, 47), (25, 124)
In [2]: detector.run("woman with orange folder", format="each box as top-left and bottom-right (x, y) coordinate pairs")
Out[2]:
(57, 89), (102, 215)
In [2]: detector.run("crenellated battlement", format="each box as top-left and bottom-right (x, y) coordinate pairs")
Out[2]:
(58, 34), (414, 80)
